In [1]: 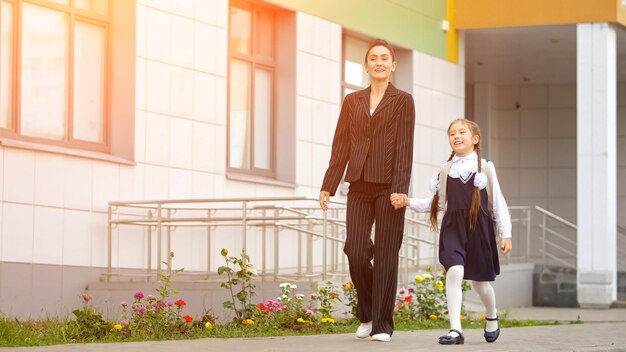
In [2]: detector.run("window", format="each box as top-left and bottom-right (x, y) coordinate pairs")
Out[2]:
(0, 0), (135, 162)
(228, 1), (275, 177)
(342, 35), (371, 97)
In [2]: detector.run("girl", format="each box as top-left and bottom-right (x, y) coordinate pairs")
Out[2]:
(320, 39), (415, 342)
(391, 118), (512, 345)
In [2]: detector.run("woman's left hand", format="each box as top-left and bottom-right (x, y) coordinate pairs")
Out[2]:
(501, 238), (512, 254)
(390, 193), (408, 210)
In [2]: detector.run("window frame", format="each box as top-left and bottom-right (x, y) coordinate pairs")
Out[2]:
(0, 0), (136, 162)
(227, 0), (277, 178)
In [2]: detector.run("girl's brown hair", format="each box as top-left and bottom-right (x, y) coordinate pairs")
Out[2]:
(429, 119), (483, 231)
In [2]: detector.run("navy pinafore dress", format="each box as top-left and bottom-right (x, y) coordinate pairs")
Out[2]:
(438, 173), (500, 281)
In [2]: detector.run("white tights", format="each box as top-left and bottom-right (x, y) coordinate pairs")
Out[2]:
(445, 265), (498, 336)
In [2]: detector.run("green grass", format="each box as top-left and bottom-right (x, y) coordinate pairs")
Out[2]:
(0, 316), (561, 347)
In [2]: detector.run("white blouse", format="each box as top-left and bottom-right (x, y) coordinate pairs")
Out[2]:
(408, 152), (512, 238)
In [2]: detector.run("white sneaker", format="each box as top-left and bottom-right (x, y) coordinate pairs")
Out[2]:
(356, 321), (372, 338)
(372, 333), (391, 342)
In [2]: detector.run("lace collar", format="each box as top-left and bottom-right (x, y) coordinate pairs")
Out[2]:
(449, 151), (479, 183)
(451, 151), (477, 164)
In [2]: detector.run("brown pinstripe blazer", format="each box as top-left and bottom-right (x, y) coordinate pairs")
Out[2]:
(321, 83), (415, 196)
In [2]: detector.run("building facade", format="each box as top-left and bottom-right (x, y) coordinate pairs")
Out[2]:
(0, 0), (624, 318)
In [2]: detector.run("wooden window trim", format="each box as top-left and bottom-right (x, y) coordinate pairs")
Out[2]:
(227, 0), (277, 179)
(0, 0), (135, 163)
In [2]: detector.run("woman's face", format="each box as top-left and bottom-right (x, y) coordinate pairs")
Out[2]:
(365, 45), (396, 81)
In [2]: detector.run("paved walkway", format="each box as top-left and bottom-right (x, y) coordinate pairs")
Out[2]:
(3, 307), (626, 352)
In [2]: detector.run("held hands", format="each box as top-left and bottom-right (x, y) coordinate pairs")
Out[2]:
(319, 191), (331, 211)
(501, 238), (512, 255)
(390, 193), (409, 210)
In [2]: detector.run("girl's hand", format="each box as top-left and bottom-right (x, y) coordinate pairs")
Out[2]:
(501, 238), (512, 254)
(390, 193), (408, 210)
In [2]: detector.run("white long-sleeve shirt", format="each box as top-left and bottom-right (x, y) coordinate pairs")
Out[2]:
(408, 152), (512, 238)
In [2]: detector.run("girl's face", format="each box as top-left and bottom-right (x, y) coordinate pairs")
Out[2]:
(365, 46), (396, 81)
(448, 121), (479, 157)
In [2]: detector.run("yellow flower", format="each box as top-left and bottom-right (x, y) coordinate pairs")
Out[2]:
(297, 317), (306, 323)
(435, 280), (444, 288)
(414, 275), (423, 283)
(423, 273), (434, 280)
(437, 287), (444, 292)
(480, 315), (486, 320)
(429, 314), (438, 320)
(242, 319), (255, 325)
(113, 324), (122, 331)
(321, 317), (335, 324)
(220, 248), (229, 257)
(460, 315), (465, 320)
(205, 322), (214, 329)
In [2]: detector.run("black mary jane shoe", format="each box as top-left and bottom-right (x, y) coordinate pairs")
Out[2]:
(438, 329), (464, 345)
(484, 316), (500, 343)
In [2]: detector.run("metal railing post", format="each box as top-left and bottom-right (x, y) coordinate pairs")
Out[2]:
(156, 204), (163, 279)
(107, 205), (113, 283)
(206, 209), (212, 278)
(262, 209), (267, 280)
(526, 208), (531, 261)
(166, 208), (172, 275)
(242, 201), (248, 253)
(274, 209), (279, 278)
(541, 213), (547, 268)
(147, 210), (153, 282)
(322, 209), (328, 280)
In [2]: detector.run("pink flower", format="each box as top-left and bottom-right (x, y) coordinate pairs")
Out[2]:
(138, 307), (146, 313)
(120, 301), (128, 307)
(81, 293), (92, 303)
(306, 309), (314, 315)
(408, 288), (415, 293)
(134, 291), (144, 299)
(167, 301), (174, 307)
(170, 251), (175, 258)
(282, 305), (288, 310)
(120, 320), (128, 326)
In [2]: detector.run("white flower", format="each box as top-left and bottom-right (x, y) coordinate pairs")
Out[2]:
(429, 177), (440, 194)
(246, 264), (258, 276)
(279, 283), (290, 288)
(473, 172), (488, 190)
(291, 284), (297, 289)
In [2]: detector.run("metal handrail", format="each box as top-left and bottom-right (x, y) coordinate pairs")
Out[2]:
(106, 196), (435, 286)
(105, 197), (532, 287)
(535, 205), (577, 270)
(618, 225), (626, 271)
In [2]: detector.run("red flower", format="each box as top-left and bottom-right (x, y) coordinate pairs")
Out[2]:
(184, 315), (192, 323)
(174, 299), (187, 307)
(404, 295), (412, 303)
(256, 303), (271, 312)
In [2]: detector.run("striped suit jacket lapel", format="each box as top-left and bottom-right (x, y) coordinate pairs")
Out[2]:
(372, 83), (399, 117)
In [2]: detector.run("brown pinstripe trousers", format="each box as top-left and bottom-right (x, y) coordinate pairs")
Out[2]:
(345, 180), (406, 336)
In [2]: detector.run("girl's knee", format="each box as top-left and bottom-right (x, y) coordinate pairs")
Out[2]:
(446, 265), (464, 280)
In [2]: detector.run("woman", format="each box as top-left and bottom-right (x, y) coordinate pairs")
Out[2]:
(319, 39), (415, 342)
